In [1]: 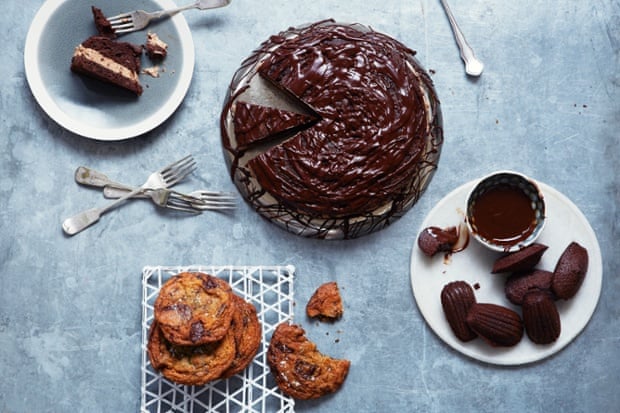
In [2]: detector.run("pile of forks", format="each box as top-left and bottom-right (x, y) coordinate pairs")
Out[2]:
(62, 155), (236, 236)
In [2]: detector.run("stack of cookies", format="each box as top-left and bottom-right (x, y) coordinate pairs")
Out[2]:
(147, 272), (261, 386)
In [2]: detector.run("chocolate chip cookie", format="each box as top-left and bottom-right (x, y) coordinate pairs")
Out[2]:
(147, 320), (236, 386)
(220, 294), (262, 378)
(267, 322), (350, 400)
(154, 272), (234, 346)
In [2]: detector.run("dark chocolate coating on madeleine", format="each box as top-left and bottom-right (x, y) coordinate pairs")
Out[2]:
(504, 269), (554, 305)
(522, 291), (561, 344)
(552, 242), (589, 299)
(466, 303), (524, 347)
(441, 281), (477, 342)
(491, 243), (548, 274)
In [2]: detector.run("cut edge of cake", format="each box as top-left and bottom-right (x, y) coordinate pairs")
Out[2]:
(232, 101), (319, 152)
(71, 36), (143, 96)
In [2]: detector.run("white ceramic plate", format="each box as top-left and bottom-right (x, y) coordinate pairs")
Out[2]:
(410, 179), (603, 365)
(24, 0), (195, 140)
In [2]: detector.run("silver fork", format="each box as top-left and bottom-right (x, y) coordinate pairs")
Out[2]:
(108, 0), (232, 35)
(62, 155), (196, 235)
(74, 166), (236, 210)
(105, 187), (237, 211)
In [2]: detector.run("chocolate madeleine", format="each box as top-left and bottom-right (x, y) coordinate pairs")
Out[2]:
(552, 242), (589, 299)
(440, 281), (477, 342)
(491, 243), (548, 273)
(522, 291), (561, 344)
(504, 269), (554, 305)
(418, 226), (458, 257)
(466, 303), (524, 347)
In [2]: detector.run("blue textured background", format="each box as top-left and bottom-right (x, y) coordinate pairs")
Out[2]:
(1, 0), (619, 411)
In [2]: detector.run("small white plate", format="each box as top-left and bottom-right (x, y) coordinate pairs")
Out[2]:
(410, 179), (603, 365)
(24, 0), (195, 140)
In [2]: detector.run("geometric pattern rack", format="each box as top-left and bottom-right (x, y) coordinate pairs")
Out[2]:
(140, 265), (296, 413)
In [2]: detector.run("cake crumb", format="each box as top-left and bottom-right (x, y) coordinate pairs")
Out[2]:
(142, 66), (161, 78)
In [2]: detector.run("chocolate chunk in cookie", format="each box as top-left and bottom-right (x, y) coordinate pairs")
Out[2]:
(267, 323), (350, 400)
(154, 272), (234, 346)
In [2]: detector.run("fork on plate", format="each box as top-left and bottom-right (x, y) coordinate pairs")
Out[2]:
(108, 0), (232, 35)
(62, 155), (196, 235)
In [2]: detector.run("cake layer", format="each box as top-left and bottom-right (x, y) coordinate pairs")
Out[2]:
(71, 36), (143, 95)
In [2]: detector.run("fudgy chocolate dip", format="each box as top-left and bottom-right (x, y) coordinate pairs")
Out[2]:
(470, 186), (537, 246)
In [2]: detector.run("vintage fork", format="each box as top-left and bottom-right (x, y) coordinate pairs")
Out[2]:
(108, 0), (232, 35)
(105, 187), (237, 210)
(62, 155), (196, 235)
(74, 166), (236, 210)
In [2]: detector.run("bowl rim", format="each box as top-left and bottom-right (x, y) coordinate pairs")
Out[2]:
(465, 170), (546, 253)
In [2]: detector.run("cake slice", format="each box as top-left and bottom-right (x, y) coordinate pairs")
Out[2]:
(232, 101), (318, 151)
(91, 6), (116, 38)
(71, 36), (143, 96)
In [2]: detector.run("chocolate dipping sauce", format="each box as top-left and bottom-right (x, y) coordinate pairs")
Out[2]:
(469, 186), (537, 247)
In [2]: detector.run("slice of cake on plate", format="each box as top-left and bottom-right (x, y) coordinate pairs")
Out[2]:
(71, 35), (143, 96)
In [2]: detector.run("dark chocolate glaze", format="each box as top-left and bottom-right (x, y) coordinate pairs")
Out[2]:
(221, 21), (443, 238)
(233, 101), (317, 151)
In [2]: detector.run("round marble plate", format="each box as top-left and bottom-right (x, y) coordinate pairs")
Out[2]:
(24, 0), (195, 140)
(410, 179), (603, 365)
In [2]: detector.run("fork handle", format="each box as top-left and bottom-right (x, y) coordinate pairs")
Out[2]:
(62, 187), (142, 235)
(75, 166), (148, 199)
(148, 0), (201, 19)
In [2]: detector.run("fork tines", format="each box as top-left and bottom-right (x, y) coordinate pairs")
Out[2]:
(106, 13), (134, 32)
(161, 155), (197, 186)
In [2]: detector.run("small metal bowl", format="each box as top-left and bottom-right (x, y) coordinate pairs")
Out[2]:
(466, 171), (546, 252)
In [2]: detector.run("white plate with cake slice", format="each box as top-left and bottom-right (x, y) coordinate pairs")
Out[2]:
(410, 178), (603, 365)
(24, 0), (195, 140)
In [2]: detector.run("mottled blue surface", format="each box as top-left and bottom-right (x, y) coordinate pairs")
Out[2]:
(1, 0), (619, 412)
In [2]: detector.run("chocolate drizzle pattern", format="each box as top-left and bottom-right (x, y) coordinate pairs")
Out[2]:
(221, 20), (443, 239)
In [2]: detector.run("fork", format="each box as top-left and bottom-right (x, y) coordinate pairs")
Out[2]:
(74, 166), (236, 211)
(62, 155), (196, 235)
(108, 0), (232, 35)
(105, 187), (237, 210)
(143, 188), (237, 211)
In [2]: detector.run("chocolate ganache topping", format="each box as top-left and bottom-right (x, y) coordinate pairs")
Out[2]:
(221, 20), (443, 239)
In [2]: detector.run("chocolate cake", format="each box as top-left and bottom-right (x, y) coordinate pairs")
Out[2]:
(221, 20), (443, 239)
(91, 6), (115, 38)
(145, 32), (168, 60)
(71, 36), (143, 95)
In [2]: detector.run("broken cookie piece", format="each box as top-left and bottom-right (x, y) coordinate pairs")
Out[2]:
(306, 281), (343, 320)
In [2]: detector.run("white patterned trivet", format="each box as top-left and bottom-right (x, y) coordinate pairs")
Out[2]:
(140, 265), (296, 413)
